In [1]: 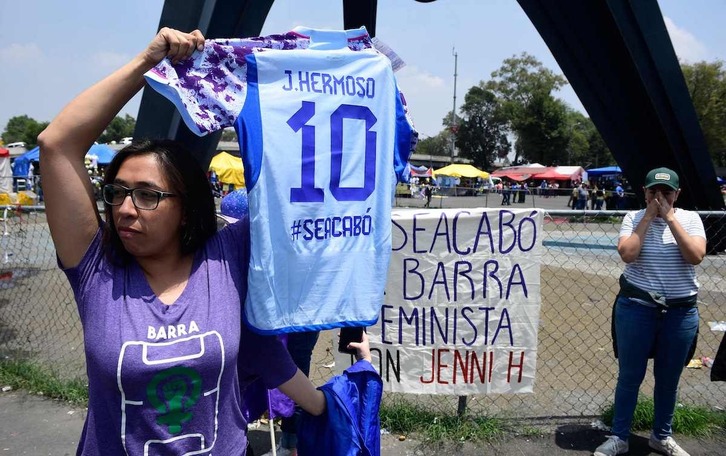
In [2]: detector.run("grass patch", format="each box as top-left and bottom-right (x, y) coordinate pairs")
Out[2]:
(380, 400), (504, 442)
(0, 359), (88, 405)
(601, 396), (725, 437)
(567, 215), (621, 224)
(517, 426), (547, 438)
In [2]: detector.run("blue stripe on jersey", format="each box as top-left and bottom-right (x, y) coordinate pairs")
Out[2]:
(242, 312), (379, 336)
(237, 54), (264, 191)
(394, 90), (413, 182)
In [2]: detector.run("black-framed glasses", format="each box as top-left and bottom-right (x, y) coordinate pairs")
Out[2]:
(102, 184), (176, 210)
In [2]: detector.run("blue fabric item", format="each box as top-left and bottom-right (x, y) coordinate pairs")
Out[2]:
(221, 189), (249, 220)
(87, 144), (117, 165)
(298, 361), (382, 456)
(587, 165), (622, 177)
(12, 146), (40, 177)
(13, 145), (116, 178)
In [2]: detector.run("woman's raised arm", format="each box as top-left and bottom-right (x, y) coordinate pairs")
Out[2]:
(38, 28), (204, 268)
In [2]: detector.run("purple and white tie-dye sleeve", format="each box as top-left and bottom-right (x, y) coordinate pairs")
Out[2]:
(144, 34), (310, 136)
(145, 40), (256, 135)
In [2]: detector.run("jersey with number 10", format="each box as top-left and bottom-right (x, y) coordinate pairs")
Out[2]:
(145, 27), (415, 334)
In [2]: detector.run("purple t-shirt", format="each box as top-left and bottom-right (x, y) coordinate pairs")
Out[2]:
(63, 220), (297, 456)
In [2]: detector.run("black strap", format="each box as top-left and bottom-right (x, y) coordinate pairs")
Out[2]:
(618, 275), (697, 308)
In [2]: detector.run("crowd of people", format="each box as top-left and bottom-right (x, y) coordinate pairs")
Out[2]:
(401, 176), (634, 211)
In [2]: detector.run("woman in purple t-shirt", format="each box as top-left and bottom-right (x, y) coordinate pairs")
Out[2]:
(38, 28), (372, 456)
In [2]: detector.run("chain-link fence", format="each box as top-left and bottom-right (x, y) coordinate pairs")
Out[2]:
(1, 201), (724, 420)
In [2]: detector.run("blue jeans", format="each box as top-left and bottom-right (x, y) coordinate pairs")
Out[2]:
(280, 331), (320, 449)
(611, 296), (699, 441)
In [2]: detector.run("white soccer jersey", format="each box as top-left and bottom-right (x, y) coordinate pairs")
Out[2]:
(145, 26), (416, 334)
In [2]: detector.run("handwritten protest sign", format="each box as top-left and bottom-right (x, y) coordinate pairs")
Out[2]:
(335, 207), (543, 395)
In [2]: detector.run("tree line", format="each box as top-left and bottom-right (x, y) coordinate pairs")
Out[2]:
(3, 56), (725, 171)
(417, 53), (726, 172)
(1, 114), (136, 148)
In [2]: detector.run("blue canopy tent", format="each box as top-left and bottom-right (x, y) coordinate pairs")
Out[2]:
(12, 146), (40, 178)
(86, 144), (117, 165)
(586, 165), (622, 177)
(12, 144), (117, 178)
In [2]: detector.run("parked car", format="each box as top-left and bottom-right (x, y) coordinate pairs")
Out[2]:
(120, 137), (133, 145)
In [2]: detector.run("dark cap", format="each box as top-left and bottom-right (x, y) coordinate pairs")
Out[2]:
(644, 167), (679, 190)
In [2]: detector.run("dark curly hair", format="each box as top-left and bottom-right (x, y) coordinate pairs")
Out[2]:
(102, 139), (217, 263)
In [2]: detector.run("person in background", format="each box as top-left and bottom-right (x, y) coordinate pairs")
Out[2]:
(614, 181), (626, 209)
(580, 183), (590, 209)
(423, 184), (433, 208)
(594, 184), (605, 210)
(520, 182), (528, 203)
(38, 27), (373, 456)
(511, 182), (520, 203)
(569, 185), (578, 208)
(501, 182), (511, 205)
(26, 162), (35, 192)
(594, 167), (706, 456)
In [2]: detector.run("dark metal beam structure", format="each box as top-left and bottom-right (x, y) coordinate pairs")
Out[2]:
(134, 0), (275, 168)
(517, 0), (723, 212)
(343, 0), (377, 36)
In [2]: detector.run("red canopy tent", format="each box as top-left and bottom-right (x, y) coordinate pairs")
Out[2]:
(410, 167), (434, 178)
(491, 164), (546, 181)
(532, 166), (584, 181)
(0, 148), (12, 194)
(491, 171), (531, 181)
(531, 168), (566, 180)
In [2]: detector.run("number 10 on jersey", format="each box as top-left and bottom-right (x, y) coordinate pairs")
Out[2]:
(287, 101), (378, 203)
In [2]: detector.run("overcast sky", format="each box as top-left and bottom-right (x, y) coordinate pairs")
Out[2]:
(1, 0), (724, 140)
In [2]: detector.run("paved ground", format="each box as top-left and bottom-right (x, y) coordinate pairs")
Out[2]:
(2, 389), (725, 455)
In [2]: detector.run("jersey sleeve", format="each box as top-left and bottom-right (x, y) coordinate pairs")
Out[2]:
(144, 40), (255, 136)
(393, 87), (418, 183)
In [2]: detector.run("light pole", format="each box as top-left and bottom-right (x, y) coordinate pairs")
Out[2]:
(451, 48), (458, 163)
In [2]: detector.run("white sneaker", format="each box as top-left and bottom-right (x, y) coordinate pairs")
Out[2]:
(260, 446), (296, 456)
(593, 435), (629, 456)
(649, 434), (690, 456)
